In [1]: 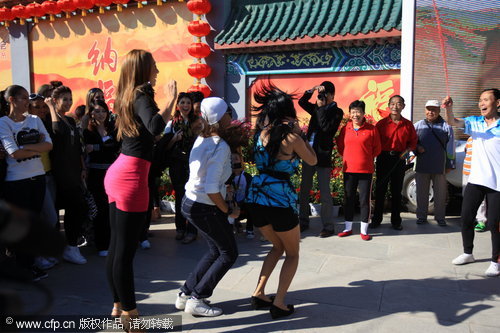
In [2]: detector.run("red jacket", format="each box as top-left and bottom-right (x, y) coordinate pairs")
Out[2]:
(375, 115), (418, 152)
(336, 120), (382, 173)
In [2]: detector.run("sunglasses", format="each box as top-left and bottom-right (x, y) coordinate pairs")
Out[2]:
(29, 93), (44, 101)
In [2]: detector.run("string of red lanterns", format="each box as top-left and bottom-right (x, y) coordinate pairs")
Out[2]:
(186, 0), (212, 98)
(0, 0), (188, 25)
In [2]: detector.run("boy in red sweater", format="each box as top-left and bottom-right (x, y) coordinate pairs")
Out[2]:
(336, 100), (381, 240)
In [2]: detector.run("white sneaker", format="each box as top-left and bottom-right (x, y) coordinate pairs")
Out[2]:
(140, 240), (151, 250)
(452, 253), (475, 265)
(485, 262), (500, 277)
(35, 257), (56, 270)
(175, 292), (190, 310)
(63, 246), (87, 264)
(184, 298), (222, 317)
(98, 250), (109, 257)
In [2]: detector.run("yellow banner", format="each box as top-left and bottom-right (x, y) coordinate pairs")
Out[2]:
(0, 28), (11, 89)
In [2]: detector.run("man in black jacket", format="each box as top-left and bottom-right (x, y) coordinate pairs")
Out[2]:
(298, 81), (344, 237)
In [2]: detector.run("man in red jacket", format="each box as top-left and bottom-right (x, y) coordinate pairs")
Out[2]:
(371, 95), (417, 230)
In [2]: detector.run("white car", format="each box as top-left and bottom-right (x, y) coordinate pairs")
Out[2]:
(402, 139), (466, 213)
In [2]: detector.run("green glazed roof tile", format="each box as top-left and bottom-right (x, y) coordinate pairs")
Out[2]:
(215, 0), (402, 46)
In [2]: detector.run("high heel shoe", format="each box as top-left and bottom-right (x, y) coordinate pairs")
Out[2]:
(120, 313), (143, 333)
(250, 296), (275, 310)
(111, 307), (122, 318)
(270, 304), (294, 319)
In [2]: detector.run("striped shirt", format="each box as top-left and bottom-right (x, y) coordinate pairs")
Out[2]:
(462, 136), (473, 176)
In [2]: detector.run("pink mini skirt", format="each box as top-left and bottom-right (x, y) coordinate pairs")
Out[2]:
(104, 154), (151, 212)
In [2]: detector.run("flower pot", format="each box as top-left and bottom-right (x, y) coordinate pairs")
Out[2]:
(309, 203), (321, 217)
(160, 200), (176, 213)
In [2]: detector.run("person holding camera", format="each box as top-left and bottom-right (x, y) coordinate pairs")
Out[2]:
(0, 85), (53, 281)
(298, 81), (344, 237)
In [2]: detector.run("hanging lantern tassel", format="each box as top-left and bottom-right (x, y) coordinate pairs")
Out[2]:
(81, 10), (87, 16)
(19, 18), (25, 25)
(157, 0), (162, 6)
(99, 6), (104, 14)
(34, 17), (39, 23)
(138, 2), (143, 8)
(117, 4), (122, 12)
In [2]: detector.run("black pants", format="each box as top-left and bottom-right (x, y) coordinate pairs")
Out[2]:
(373, 152), (405, 226)
(87, 169), (111, 251)
(344, 173), (373, 222)
(461, 183), (500, 262)
(106, 202), (145, 311)
(181, 197), (238, 299)
(3, 175), (45, 267)
(170, 162), (197, 235)
(56, 185), (85, 247)
(140, 174), (160, 242)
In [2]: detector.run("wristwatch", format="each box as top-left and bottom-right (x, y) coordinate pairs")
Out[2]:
(226, 207), (233, 216)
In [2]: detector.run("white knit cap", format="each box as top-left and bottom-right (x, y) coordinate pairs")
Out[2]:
(201, 97), (228, 125)
(425, 100), (440, 108)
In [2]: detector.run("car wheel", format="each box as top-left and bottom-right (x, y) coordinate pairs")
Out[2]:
(402, 169), (434, 214)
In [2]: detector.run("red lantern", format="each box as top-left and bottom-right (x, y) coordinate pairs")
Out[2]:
(187, 20), (211, 37)
(76, 0), (95, 16)
(188, 42), (211, 59)
(11, 5), (31, 25)
(58, 0), (78, 18)
(41, 1), (61, 21)
(187, 0), (211, 15)
(26, 2), (45, 23)
(188, 84), (211, 98)
(113, 0), (129, 12)
(94, 0), (112, 14)
(0, 7), (14, 27)
(188, 63), (211, 80)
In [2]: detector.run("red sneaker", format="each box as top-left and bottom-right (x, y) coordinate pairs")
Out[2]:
(337, 230), (353, 237)
(361, 233), (372, 241)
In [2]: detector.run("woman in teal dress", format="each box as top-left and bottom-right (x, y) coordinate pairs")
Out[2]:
(246, 84), (317, 319)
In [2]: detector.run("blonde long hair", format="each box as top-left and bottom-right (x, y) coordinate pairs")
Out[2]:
(115, 49), (156, 140)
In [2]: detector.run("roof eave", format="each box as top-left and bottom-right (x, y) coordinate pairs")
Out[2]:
(215, 29), (402, 54)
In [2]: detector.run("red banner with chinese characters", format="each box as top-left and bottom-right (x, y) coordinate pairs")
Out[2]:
(250, 71), (401, 124)
(30, 3), (193, 113)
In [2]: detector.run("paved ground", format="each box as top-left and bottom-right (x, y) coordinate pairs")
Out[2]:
(17, 212), (500, 332)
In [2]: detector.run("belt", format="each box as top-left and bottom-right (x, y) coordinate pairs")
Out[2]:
(260, 170), (291, 181)
(382, 150), (403, 156)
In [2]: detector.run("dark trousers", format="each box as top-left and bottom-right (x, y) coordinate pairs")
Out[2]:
(56, 185), (85, 247)
(106, 202), (145, 311)
(181, 197), (238, 299)
(373, 152), (406, 226)
(140, 175), (160, 242)
(3, 175), (45, 267)
(344, 173), (373, 222)
(87, 169), (111, 251)
(461, 183), (500, 262)
(170, 162), (197, 235)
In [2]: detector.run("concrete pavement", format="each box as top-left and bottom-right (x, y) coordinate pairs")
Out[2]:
(33, 212), (499, 332)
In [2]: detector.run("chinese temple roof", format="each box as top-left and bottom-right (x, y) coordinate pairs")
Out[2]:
(215, 0), (402, 52)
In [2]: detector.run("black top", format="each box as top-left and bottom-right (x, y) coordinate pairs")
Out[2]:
(299, 90), (344, 167)
(120, 85), (166, 162)
(83, 126), (120, 166)
(50, 115), (82, 189)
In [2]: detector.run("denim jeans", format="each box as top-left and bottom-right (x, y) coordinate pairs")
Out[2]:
(181, 197), (238, 299)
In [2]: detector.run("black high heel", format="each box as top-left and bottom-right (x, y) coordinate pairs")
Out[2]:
(270, 304), (294, 319)
(250, 296), (275, 310)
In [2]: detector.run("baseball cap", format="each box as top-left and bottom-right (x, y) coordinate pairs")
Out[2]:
(425, 100), (440, 108)
(201, 97), (228, 125)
